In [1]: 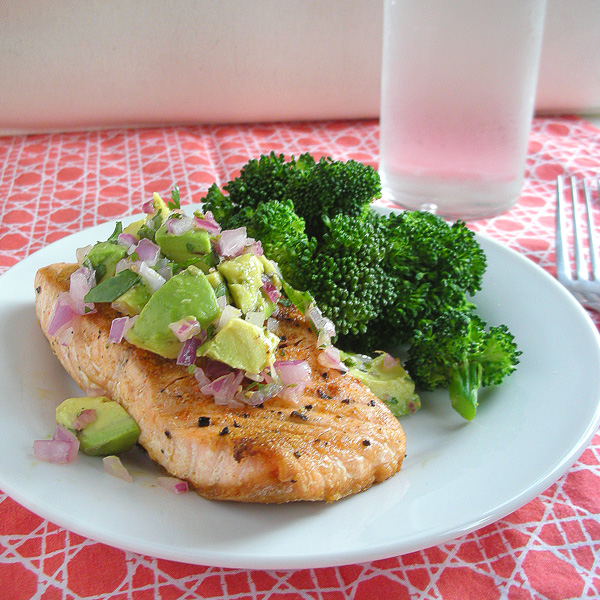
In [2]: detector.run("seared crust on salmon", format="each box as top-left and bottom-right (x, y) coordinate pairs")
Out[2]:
(35, 263), (406, 503)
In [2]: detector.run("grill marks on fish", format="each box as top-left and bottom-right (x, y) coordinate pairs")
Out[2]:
(34, 263), (406, 503)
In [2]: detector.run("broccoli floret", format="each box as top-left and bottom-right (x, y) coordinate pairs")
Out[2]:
(202, 152), (313, 226)
(232, 198), (315, 285)
(380, 211), (487, 341)
(201, 152), (380, 239)
(405, 310), (521, 420)
(289, 156), (381, 238)
(200, 152), (520, 420)
(302, 212), (396, 341)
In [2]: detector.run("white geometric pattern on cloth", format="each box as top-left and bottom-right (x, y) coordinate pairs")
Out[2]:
(0, 117), (599, 599)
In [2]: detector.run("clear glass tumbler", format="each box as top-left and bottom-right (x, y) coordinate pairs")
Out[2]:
(379, 0), (547, 220)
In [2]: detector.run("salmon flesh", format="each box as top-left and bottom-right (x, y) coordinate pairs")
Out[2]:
(34, 263), (406, 503)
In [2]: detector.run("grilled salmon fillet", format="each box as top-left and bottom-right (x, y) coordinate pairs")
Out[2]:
(34, 263), (406, 503)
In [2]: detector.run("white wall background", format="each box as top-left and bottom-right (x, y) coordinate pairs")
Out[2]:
(1, 0), (599, 134)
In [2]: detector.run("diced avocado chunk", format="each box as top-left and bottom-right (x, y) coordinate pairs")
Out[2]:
(111, 282), (152, 316)
(127, 265), (220, 359)
(197, 317), (279, 375)
(87, 242), (127, 281)
(217, 254), (265, 314)
(122, 218), (145, 237)
(155, 222), (212, 265)
(206, 270), (229, 302)
(151, 192), (171, 222)
(56, 396), (140, 456)
(218, 254), (264, 287)
(344, 353), (421, 418)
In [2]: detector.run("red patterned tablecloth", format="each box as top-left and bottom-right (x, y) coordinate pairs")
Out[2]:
(1, 117), (599, 599)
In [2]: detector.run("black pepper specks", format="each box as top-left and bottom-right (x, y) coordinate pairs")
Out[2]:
(164, 430), (171, 438)
(197, 416), (211, 427)
(304, 404), (313, 411)
(35, 286), (41, 294)
(317, 389), (332, 400)
(290, 410), (308, 421)
(321, 372), (328, 379)
(293, 451), (302, 459)
(362, 439), (371, 447)
(369, 400), (376, 406)
(219, 426), (230, 436)
(341, 398), (350, 404)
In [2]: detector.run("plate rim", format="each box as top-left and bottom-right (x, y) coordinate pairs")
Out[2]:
(1, 212), (599, 569)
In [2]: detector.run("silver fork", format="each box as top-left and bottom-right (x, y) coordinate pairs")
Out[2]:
(556, 175), (600, 312)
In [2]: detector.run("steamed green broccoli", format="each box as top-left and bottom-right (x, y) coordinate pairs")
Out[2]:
(301, 212), (396, 339)
(233, 198), (315, 285)
(405, 309), (521, 420)
(377, 210), (487, 343)
(289, 156), (381, 238)
(201, 152), (520, 419)
(203, 152), (380, 238)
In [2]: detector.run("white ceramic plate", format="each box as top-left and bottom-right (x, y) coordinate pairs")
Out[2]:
(1, 215), (600, 570)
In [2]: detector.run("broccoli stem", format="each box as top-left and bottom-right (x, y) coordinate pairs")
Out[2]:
(448, 360), (483, 421)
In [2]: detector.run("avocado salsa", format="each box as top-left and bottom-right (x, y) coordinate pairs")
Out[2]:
(52, 188), (419, 419)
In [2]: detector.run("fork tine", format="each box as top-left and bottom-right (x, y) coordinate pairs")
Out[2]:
(583, 179), (599, 280)
(570, 176), (588, 281)
(556, 175), (570, 281)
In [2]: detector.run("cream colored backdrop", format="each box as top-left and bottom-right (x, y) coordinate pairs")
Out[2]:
(1, 0), (599, 134)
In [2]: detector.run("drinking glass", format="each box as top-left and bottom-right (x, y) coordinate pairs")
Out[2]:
(379, 0), (547, 219)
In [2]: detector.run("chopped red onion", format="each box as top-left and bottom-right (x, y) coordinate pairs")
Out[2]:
(193, 366), (212, 387)
(243, 239), (264, 257)
(194, 212), (221, 235)
(168, 317), (201, 342)
(247, 382), (284, 406)
(166, 215), (195, 236)
(33, 439), (78, 464)
(261, 276), (281, 303)
(33, 424), (79, 464)
(382, 352), (400, 369)
(138, 262), (166, 292)
(318, 346), (348, 373)
(304, 305), (335, 347)
(157, 476), (189, 494)
(266, 317), (279, 333)
(202, 359), (234, 380)
(117, 233), (138, 249)
(71, 408), (97, 431)
(122, 315), (138, 341)
(216, 295), (227, 310)
(69, 267), (96, 315)
(218, 227), (247, 258)
(47, 292), (77, 336)
(306, 304), (337, 348)
(274, 360), (311, 403)
(76, 244), (92, 266)
(200, 370), (244, 407)
(177, 336), (202, 366)
(114, 257), (130, 274)
(109, 316), (135, 343)
(134, 238), (160, 265)
(54, 423), (78, 443)
(142, 199), (155, 214)
(102, 455), (132, 483)
(217, 305), (241, 330)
